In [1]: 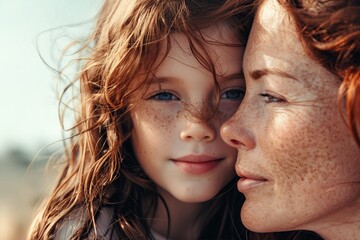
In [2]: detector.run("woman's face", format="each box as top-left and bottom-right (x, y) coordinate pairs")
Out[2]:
(221, 0), (360, 236)
(130, 23), (245, 203)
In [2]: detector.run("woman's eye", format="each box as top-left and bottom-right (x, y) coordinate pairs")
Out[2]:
(151, 92), (179, 101)
(221, 89), (245, 100)
(260, 93), (285, 104)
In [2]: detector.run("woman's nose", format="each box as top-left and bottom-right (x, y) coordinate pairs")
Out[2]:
(220, 107), (256, 150)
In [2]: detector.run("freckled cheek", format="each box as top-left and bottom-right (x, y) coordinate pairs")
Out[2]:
(131, 103), (182, 136)
(264, 112), (333, 188)
(217, 102), (241, 124)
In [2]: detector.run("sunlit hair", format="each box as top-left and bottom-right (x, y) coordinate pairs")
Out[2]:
(27, 0), (259, 239)
(279, 0), (360, 146)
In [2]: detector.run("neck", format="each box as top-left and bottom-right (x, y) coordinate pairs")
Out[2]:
(146, 188), (210, 240)
(311, 201), (360, 240)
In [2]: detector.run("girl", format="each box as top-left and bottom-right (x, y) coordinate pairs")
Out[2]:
(28, 0), (262, 239)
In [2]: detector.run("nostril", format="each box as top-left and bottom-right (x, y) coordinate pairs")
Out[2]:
(230, 139), (242, 146)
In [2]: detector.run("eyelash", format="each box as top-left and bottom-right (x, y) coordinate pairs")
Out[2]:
(149, 88), (245, 101)
(221, 88), (245, 100)
(259, 93), (286, 104)
(150, 91), (179, 101)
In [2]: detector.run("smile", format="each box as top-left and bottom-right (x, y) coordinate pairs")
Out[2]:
(172, 155), (224, 174)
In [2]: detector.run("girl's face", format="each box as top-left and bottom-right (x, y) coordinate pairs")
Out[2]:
(221, 0), (360, 237)
(130, 23), (244, 203)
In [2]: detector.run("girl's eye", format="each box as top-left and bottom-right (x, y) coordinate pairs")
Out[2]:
(260, 93), (285, 104)
(151, 92), (179, 101)
(221, 89), (245, 100)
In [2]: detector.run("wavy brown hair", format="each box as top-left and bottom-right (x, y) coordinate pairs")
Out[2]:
(27, 0), (264, 239)
(279, 0), (360, 146)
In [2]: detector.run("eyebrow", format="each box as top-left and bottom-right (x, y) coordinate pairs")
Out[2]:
(220, 72), (245, 81)
(152, 71), (245, 83)
(249, 68), (299, 82)
(151, 77), (176, 84)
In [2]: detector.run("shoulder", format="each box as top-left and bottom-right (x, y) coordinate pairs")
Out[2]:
(53, 207), (86, 240)
(54, 205), (121, 240)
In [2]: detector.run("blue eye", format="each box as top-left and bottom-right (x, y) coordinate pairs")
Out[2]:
(151, 92), (179, 101)
(221, 89), (245, 100)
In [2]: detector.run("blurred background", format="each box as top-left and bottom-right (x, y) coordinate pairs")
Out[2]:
(0, 0), (101, 239)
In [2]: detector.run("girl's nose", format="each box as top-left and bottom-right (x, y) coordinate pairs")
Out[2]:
(180, 119), (216, 142)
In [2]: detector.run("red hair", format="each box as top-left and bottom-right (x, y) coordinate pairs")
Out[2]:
(281, 0), (360, 146)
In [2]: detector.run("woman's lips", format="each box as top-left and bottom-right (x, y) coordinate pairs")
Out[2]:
(172, 155), (223, 174)
(236, 170), (268, 192)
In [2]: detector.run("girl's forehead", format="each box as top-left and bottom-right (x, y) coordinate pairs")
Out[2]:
(168, 24), (239, 56)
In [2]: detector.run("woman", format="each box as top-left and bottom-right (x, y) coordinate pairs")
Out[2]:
(221, 0), (360, 239)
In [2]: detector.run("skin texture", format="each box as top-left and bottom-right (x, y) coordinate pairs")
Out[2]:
(130, 23), (244, 239)
(220, 0), (360, 239)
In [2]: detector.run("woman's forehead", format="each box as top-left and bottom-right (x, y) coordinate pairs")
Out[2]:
(244, 0), (341, 93)
(251, 0), (306, 59)
(258, 0), (284, 25)
(257, 0), (291, 33)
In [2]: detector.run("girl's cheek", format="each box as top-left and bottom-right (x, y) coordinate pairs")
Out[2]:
(132, 102), (181, 131)
(217, 101), (241, 123)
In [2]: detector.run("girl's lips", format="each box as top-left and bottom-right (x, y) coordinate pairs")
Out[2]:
(172, 154), (224, 174)
(173, 159), (222, 174)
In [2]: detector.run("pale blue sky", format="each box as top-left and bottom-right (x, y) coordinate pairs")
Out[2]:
(0, 0), (101, 152)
